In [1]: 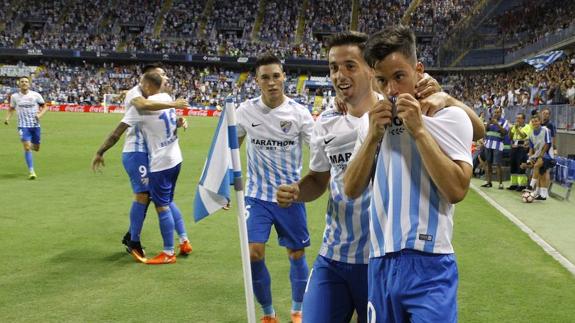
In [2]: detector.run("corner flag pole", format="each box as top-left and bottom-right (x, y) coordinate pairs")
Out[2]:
(226, 99), (256, 323)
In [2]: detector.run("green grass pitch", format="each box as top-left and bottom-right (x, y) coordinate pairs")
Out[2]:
(0, 112), (574, 322)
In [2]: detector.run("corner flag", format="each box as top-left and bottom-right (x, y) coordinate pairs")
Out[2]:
(192, 98), (256, 323)
(524, 50), (564, 72)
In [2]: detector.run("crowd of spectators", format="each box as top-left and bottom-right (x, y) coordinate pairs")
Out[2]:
(0, 60), (307, 109)
(161, 0), (206, 38)
(437, 53), (575, 109)
(495, 0), (575, 54)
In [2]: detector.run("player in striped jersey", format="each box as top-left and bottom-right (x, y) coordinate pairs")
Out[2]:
(482, 106), (509, 189)
(4, 76), (48, 179)
(344, 25), (473, 323)
(236, 54), (314, 323)
(526, 114), (554, 200)
(129, 71), (191, 264)
(92, 64), (188, 260)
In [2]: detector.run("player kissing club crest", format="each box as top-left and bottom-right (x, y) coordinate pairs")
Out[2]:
(280, 120), (292, 133)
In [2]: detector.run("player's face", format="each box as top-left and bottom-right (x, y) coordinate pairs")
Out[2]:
(328, 45), (373, 104)
(18, 78), (30, 91)
(516, 114), (525, 125)
(373, 52), (423, 99)
(541, 109), (550, 122)
(256, 64), (285, 103)
(531, 117), (541, 130)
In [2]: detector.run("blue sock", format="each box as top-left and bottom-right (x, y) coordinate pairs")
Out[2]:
(169, 202), (187, 240)
(24, 151), (33, 171)
(129, 201), (148, 242)
(251, 259), (274, 315)
(289, 256), (309, 309)
(158, 208), (175, 252)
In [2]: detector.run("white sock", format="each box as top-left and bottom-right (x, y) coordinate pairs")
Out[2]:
(530, 179), (538, 188)
(534, 187), (540, 196)
(540, 188), (548, 198)
(179, 236), (189, 244)
(164, 250), (175, 256)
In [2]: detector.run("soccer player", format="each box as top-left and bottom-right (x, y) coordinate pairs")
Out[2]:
(236, 54), (314, 323)
(482, 106), (509, 189)
(4, 76), (48, 179)
(344, 25), (473, 323)
(91, 64), (189, 260)
(526, 114), (554, 201)
(277, 32), (483, 323)
(129, 71), (190, 264)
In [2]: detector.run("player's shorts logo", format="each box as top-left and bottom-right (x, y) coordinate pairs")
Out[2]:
(280, 121), (292, 134)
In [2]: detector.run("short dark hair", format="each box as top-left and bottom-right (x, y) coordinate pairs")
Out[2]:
(325, 31), (368, 52)
(142, 71), (163, 88)
(254, 53), (282, 74)
(19, 76), (31, 82)
(516, 112), (525, 119)
(363, 24), (416, 68)
(143, 63), (163, 74)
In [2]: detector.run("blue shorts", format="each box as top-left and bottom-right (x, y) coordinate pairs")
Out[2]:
(18, 127), (41, 145)
(245, 196), (309, 250)
(149, 163), (181, 207)
(368, 250), (458, 323)
(122, 152), (149, 193)
(485, 148), (503, 166)
(303, 256), (368, 323)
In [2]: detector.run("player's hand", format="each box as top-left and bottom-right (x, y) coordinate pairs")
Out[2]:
(334, 96), (348, 115)
(177, 117), (188, 130)
(419, 91), (448, 116)
(396, 93), (424, 136)
(92, 154), (105, 172)
(367, 98), (393, 142)
(276, 183), (299, 208)
(416, 73), (441, 99)
(173, 98), (188, 108)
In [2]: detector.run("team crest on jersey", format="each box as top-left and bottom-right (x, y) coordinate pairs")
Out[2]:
(280, 120), (292, 133)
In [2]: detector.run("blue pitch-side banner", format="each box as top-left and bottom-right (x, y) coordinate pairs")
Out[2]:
(0, 48), (329, 68)
(524, 50), (564, 72)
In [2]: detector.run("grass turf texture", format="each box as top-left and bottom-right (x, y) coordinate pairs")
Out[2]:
(0, 112), (574, 322)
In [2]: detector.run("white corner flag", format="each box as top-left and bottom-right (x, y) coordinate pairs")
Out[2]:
(193, 97), (256, 323)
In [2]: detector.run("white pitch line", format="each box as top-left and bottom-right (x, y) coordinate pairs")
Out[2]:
(470, 183), (575, 277)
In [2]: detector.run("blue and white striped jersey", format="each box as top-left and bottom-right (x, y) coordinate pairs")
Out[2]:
(484, 118), (509, 151)
(237, 96), (314, 202)
(355, 107), (473, 257)
(309, 107), (371, 264)
(10, 90), (45, 128)
(121, 86), (148, 153)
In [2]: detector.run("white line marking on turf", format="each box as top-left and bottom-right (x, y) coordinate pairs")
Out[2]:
(471, 183), (575, 277)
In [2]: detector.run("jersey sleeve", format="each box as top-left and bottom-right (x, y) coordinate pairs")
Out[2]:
(309, 118), (330, 172)
(35, 92), (45, 105)
(236, 103), (247, 138)
(120, 88), (144, 126)
(9, 93), (16, 108)
(299, 109), (314, 145)
(424, 107), (473, 166)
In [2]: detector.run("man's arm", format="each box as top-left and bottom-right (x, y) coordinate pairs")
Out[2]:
(132, 97), (188, 111)
(397, 94), (472, 204)
(91, 122), (129, 172)
(343, 100), (392, 198)
(36, 103), (48, 120)
(419, 92), (485, 141)
(4, 107), (14, 125)
(277, 171), (330, 207)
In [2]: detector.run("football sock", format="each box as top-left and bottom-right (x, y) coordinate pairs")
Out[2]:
(251, 259), (273, 314)
(158, 208), (175, 253)
(169, 202), (188, 242)
(129, 201), (148, 242)
(24, 151), (33, 171)
(289, 256), (309, 306)
(530, 178), (538, 189)
(540, 187), (549, 198)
